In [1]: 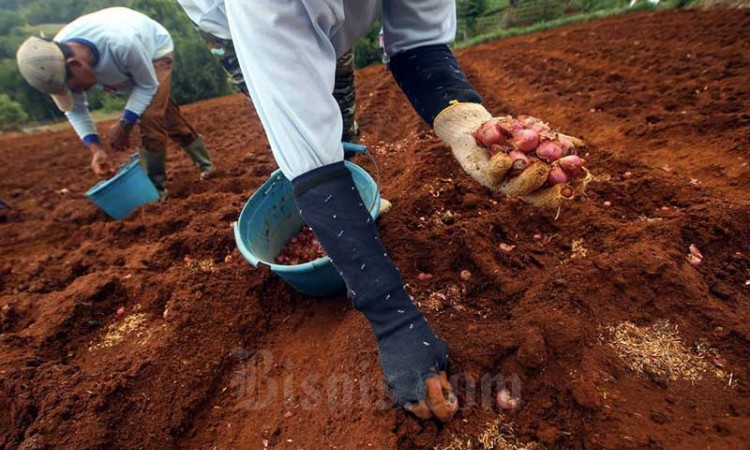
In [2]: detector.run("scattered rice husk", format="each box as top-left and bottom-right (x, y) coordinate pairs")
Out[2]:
(436, 419), (542, 450)
(570, 239), (588, 258)
(603, 320), (732, 384)
(89, 312), (164, 351)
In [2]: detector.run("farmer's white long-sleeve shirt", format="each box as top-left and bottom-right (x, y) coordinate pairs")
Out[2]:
(177, 0), (456, 179)
(55, 7), (173, 142)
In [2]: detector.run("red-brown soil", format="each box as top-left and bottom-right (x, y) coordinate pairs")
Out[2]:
(1, 9), (749, 450)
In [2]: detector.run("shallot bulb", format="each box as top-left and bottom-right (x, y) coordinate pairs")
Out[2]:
(536, 141), (564, 162)
(508, 150), (530, 165)
(511, 129), (540, 153)
(496, 388), (521, 411)
(547, 166), (569, 185)
(508, 151), (530, 177)
(686, 254), (702, 267)
(474, 120), (506, 148)
(558, 155), (585, 179)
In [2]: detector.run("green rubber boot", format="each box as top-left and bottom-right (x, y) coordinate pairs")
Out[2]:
(183, 136), (215, 180)
(139, 149), (168, 200)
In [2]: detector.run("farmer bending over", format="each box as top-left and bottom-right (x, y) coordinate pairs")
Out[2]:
(179, 0), (360, 144)
(177, 0), (587, 422)
(16, 7), (215, 199)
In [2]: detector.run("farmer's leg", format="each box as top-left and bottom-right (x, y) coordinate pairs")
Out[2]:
(137, 56), (173, 194)
(163, 97), (216, 178)
(334, 49), (358, 144)
(150, 56), (216, 178)
(197, 28), (250, 97)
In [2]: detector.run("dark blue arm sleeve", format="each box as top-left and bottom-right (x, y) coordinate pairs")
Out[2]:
(389, 44), (482, 126)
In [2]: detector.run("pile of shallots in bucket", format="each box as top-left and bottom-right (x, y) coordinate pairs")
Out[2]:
(274, 225), (326, 265)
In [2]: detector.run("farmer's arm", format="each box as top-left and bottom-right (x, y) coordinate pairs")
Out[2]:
(106, 39), (160, 150)
(379, 2), (507, 189)
(384, 1), (587, 208)
(65, 92), (115, 177)
(383, 1), (482, 126)
(65, 92), (100, 147)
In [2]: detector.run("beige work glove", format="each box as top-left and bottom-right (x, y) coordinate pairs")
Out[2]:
(433, 102), (590, 209)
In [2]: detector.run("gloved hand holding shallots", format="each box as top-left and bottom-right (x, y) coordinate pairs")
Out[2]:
(434, 102), (591, 209)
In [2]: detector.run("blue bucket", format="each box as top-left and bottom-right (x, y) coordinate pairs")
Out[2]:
(233, 143), (381, 297)
(86, 154), (160, 220)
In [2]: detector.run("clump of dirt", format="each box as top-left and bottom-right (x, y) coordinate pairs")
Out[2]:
(1, 8), (750, 450)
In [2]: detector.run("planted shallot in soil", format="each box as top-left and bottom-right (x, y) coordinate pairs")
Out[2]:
(686, 254), (702, 267)
(496, 388), (522, 411)
(275, 225), (326, 265)
(685, 244), (704, 267)
(418, 272), (433, 281)
(459, 270), (472, 281)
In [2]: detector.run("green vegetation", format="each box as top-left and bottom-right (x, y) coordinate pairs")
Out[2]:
(457, 1), (662, 49)
(353, 0), (680, 68)
(19, 23), (65, 37)
(0, 93), (27, 125)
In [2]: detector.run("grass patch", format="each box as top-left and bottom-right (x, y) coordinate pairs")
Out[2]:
(20, 110), (120, 134)
(20, 23), (66, 38)
(455, 2), (661, 49)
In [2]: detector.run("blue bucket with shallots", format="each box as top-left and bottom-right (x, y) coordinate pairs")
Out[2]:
(233, 143), (381, 297)
(86, 153), (159, 220)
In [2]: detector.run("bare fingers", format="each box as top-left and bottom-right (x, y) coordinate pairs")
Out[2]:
(404, 401), (433, 420)
(425, 372), (458, 422)
(403, 372), (458, 422)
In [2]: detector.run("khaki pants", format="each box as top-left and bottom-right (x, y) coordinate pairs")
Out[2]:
(139, 55), (198, 153)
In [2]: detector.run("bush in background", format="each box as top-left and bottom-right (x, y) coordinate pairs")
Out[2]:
(0, 93), (29, 128)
